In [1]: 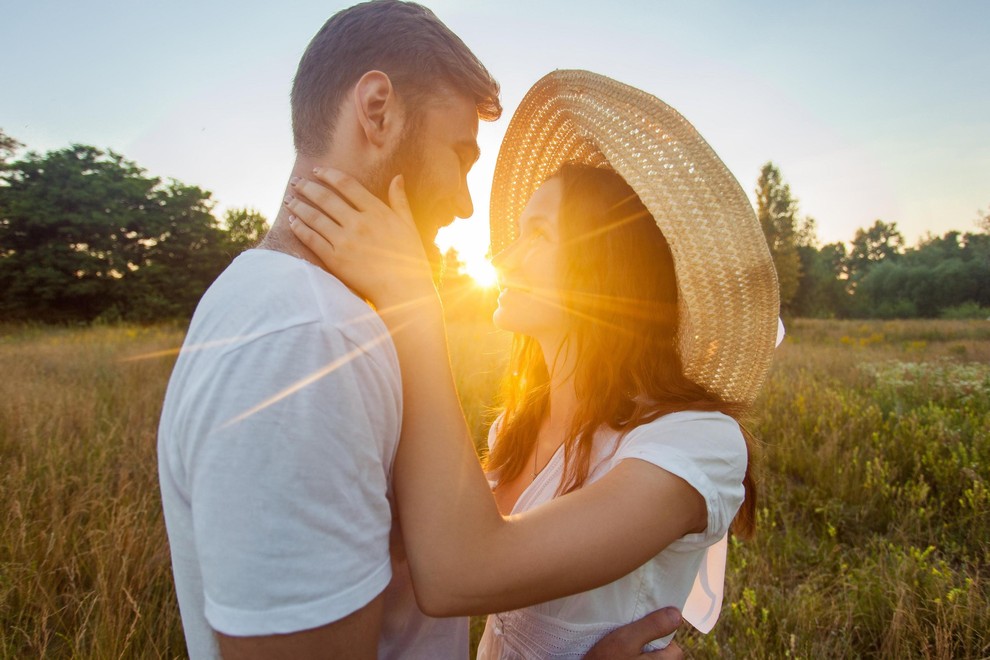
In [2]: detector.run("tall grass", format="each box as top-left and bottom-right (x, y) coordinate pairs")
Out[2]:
(1, 319), (987, 658)
(0, 324), (187, 658)
(678, 319), (990, 658)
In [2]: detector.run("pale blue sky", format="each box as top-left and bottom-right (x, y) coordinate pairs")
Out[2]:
(3, 1), (988, 267)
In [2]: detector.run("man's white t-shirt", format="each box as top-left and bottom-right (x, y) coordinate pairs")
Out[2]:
(158, 249), (467, 659)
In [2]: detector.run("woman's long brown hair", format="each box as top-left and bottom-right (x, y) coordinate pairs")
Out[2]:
(485, 163), (757, 538)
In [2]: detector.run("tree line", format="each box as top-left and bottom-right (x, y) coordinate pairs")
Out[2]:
(0, 130), (267, 322)
(757, 162), (989, 319)
(1, 129), (987, 323)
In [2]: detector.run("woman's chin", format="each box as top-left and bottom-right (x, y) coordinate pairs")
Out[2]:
(493, 301), (564, 340)
(493, 305), (526, 335)
(492, 306), (511, 332)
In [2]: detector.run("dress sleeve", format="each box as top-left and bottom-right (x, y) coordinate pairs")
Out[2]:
(612, 412), (747, 548)
(188, 321), (400, 636)
(486, 413), (504, 452)
(484, 414), (505, 488)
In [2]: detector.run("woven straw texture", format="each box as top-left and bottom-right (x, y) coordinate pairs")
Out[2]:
(490, 70), (780, 407)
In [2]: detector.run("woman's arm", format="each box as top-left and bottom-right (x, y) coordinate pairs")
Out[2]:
(286, 170), (705, 616)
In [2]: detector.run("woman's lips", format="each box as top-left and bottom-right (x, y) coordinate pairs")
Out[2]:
(499, 285), (529, 295)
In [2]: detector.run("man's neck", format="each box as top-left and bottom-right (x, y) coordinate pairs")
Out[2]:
(258, 156), (338, 270)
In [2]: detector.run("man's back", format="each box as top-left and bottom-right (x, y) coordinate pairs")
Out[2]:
(158, 249), (403, 658)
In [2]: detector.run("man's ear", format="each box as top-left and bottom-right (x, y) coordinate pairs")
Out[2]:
(353, 70), (402, 149)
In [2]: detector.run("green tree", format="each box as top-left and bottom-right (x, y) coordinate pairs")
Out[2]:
(755, 162), (802, 312)
(793, 241), (851, 318)
(0, 144), (231, 321)
(796, 215), (819, 250)
(223, 207), (269, 253)
(120, 181), (235, 321)
(0, 129), (22, 167)
(976, 205), (990, 234)
(846, 219), (904, 283)
(855, 230), (990, 318)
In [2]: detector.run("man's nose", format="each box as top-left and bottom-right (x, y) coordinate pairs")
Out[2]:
(454, 185), (473, 219)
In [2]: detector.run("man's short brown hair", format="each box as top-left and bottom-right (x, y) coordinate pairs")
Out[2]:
(291, 0), (501, 157)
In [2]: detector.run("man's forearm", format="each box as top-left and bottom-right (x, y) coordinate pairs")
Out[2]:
(214, 594), (384, 659)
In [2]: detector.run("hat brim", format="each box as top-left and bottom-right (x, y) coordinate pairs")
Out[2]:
(490, 70), (780, 407)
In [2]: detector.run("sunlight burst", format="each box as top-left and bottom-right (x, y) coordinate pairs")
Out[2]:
(464, 255), (498, 288)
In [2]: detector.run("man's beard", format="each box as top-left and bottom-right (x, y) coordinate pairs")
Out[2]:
(367, 131), (445, 282)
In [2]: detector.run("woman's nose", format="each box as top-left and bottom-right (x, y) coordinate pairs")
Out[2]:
(490, 240), (517, 271)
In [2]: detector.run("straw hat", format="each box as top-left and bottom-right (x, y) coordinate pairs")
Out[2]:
(490, 70), (780, 407)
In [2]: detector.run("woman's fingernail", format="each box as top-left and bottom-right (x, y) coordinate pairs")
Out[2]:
(312, 167), (321, 175)
(289, 176), (301, 187)
(283, 194), (293, 206)
(288, 214), (296, 225)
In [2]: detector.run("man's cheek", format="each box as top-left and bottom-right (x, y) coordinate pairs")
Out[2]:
(405, 181), (432, 227)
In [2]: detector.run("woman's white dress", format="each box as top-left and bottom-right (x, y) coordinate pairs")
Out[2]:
(476, 410), (746, 659)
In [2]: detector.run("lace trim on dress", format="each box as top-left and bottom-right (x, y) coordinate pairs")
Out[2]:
(479, 607), (672, 659)
(481, 608), (619, 659)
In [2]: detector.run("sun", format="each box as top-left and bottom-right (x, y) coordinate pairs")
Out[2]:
(435, 220), (499, 289)
(463, 255), (498, 288)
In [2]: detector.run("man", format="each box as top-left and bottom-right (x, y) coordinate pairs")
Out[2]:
(158, 2), (683, 657)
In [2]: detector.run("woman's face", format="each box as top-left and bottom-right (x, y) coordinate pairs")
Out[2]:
(491, 178), (567, 342)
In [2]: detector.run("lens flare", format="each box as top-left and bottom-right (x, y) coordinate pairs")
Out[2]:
(464, 256), (498, 288)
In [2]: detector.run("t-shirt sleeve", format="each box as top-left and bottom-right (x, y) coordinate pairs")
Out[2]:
(612, 412), (747, 549)
(186, 321), (400, 636)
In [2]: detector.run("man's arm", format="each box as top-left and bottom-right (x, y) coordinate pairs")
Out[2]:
(215, 594), (383, 660)
(184, 321), (398, 654)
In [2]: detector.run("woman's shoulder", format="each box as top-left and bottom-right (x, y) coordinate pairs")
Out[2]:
(619, 410), (745, 458)
(486, 412), (506, 451)
(631, 409), (741, 434)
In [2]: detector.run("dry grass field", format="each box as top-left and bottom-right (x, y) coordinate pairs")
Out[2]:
(1, 318), (987, 658)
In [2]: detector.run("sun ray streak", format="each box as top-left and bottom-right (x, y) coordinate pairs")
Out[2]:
(517, 285), (637, 336)
(502, 276), (662, 334)
(118, 332), (272, 363)
(120, 288), (445, 364)
(220, 322), (409, 429)
(561, 207), (649, 248)
(218, 291), (446, 429)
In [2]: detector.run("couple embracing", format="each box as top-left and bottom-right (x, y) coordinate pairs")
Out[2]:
(157, 1), (780, 658)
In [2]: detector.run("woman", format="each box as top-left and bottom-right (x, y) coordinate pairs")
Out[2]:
(286, 70), (780, 656)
